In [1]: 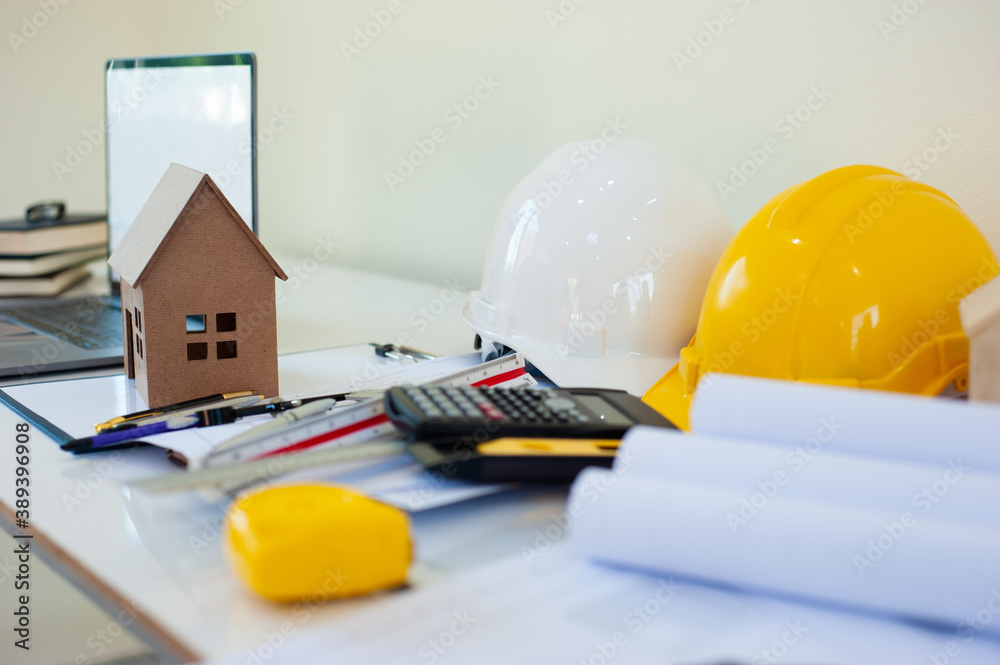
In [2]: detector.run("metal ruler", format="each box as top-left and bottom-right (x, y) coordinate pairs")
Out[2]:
(203, 353), (535, 468)
(204, 398), (395, 467)
(454, 353), (536, 389)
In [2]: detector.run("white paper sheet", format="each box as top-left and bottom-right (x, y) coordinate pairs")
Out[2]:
(202, 543), (1000, 665)
(279, 451), (508, 512)
(140, 416), (269, 466)
(568, 427), (1000, 633)
(689, 374), (1000, 473)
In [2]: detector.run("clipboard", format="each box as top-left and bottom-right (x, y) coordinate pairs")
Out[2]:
(0, 344), (446, 448)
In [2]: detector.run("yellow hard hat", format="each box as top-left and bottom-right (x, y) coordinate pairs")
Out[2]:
(643, 165), (999, 430)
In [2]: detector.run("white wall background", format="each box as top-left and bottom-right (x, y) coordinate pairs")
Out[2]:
(0, 0), (998, 289)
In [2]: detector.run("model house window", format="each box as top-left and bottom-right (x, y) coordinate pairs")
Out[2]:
(217, 340), (238, 359)
(135, 308), (142, 332)
(186, 315), (206, 333)
(187, 342), (208, 361)
(137, 337), (143, 359)
(216, 312), (236, 332)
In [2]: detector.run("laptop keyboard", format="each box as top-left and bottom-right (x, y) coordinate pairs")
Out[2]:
(0, 298), (122, 349)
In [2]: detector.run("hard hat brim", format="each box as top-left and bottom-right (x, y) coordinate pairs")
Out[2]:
(641, 362), (692, 431)
(464, 302), (677, 398)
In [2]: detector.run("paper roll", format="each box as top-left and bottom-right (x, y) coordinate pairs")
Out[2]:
(689, 374), (1000, 474)
(569, 428), (1000, 631)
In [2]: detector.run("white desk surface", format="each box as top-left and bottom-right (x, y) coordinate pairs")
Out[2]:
(5, 257), (992, 665)
(0, 256), (569, 663)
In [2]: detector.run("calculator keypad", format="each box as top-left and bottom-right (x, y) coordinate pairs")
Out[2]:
(399, 385), (592, 427)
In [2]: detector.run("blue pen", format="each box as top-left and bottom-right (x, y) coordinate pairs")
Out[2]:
(61, 415), (198, 452)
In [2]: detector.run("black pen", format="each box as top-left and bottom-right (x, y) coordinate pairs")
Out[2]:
(94, 390), (258, 432)
(196, 389), (385, 427)
(68, 390), (386, 455)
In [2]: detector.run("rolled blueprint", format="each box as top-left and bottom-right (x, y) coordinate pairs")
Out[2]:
(689, 374), (1000, 474)
(569, 427), (1000, 631)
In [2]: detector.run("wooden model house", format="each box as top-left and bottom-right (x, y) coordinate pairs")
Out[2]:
(108, 164), (288, 408)
(959, 275), (1000, 404)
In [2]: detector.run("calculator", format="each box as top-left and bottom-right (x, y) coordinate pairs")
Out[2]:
(383, 384), (676, 442)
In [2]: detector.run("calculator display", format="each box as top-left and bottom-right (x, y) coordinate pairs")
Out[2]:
(573, 395), (632, 427)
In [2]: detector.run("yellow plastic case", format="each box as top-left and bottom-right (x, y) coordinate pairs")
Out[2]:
(225, 483), (411, 602)
(408, 437), (620, 483)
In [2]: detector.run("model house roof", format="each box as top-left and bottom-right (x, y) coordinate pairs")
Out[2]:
(108, 163), (288, 286)
(960, 275), (1000, 337)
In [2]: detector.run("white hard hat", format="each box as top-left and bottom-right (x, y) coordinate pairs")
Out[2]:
(464, 138), (733, 396)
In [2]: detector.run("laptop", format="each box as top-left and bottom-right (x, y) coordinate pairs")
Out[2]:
(0, 52), (257, 380)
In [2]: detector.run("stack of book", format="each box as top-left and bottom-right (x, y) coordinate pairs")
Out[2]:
(0, 214), (107, 296)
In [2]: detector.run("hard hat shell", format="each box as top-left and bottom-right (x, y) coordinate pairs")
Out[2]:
(643, 165), (1000, 429)
(464, 139), (733, 396)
